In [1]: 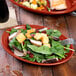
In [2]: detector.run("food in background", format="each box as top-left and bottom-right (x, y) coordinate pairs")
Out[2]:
(7, 24), (74, 63)
(50, 0), (67, 10)
(18, 0), (47, 10)
(15, 0), (67, 11)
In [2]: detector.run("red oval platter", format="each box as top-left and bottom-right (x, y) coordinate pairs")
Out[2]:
(1, 25), (74, 66)
(10, 0), (76, 15)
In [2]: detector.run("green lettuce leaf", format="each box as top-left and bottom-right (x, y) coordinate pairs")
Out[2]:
(9, 37), (22, 51)
(26, 24), (31, 30)
(46, 29), (61, 37)
(27, 45), (52, 55)
(7, 28), (17, 35)
(51, 40), (65, 58)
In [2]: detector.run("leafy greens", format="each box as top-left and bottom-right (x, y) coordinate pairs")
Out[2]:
(8, 25), (73, 63)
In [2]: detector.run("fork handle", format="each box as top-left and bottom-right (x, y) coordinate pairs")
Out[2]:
(61, 38), (76, 45)
(71, 11), (76, 16)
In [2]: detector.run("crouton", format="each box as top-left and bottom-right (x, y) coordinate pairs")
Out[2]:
(42, 37), (49, 44)
(25, 33), (32, 38)
(41, 33), (47, 37)
(27, 28), (36, 33)
(34, 33), (42, 40)
(34, 33), (49, 44)
(16, 33), (26, 43)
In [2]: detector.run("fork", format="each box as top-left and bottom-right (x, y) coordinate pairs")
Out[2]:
(61, 38), (76, 45)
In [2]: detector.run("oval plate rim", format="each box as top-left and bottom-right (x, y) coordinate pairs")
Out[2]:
(1, 25), (74, 66)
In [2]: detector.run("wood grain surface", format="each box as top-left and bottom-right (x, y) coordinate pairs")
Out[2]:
(0, 0), (76, 76)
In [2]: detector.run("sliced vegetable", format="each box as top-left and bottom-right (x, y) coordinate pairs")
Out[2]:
(9, 32), (17, 40)
(14, 49), (24, 57)
(38, 28), (47, 32)
(9, 30), (21, 40)
(42, 58), (58, 63)
(29, 39), (42, 46)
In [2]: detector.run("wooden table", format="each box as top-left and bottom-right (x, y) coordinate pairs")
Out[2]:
(0, 0), (76, 76)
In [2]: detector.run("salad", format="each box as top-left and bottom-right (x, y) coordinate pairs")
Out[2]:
(15, 0), (67, 11)
(7, 24), (74, 63)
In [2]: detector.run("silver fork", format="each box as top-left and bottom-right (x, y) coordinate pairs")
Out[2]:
(61, 38), (75, 45)
(70, 11), (76, 16)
